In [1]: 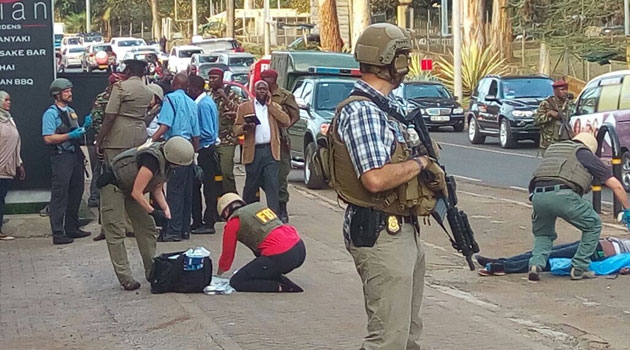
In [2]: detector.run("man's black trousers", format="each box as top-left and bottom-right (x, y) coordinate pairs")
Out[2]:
(192, 146), (221, 226)
(49, 152), (84, 237)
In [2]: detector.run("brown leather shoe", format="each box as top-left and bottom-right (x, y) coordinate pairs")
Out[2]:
(93, 231), (106, 241)
(122, 280), (141, 291)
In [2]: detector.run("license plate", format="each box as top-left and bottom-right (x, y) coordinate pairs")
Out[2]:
(430, 116), (450, 122)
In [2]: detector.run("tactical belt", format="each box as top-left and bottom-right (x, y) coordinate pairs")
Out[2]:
(533, 184), (571, 193)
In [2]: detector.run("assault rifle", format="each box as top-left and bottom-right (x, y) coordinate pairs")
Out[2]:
(403, 108), (480, 270)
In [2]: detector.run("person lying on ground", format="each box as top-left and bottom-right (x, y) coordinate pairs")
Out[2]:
(476, 236), (630, 276)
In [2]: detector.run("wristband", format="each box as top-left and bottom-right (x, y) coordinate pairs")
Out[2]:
(412, 157), (424, 171)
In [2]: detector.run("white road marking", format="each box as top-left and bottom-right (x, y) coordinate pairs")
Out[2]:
(439, 141), (539, 159)
(453, 174), (482, 182)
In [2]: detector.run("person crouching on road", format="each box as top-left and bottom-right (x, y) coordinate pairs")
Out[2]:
(528, 132), (630, 281)
(99, 136), (194, 291)
(216, 193), (305, 292)
(42, 78), (92, 245)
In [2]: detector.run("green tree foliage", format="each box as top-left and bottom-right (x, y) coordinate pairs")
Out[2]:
(508, 0), (625, 56)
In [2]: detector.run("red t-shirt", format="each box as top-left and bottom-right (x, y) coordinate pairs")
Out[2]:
(218, 217), (301, 272)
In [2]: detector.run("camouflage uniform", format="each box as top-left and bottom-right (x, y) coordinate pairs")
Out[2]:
(210, 87), (241, 194)
(535, 96), (575, 154)
(90, 89), (111, 138)
(270, 87), (299, 221)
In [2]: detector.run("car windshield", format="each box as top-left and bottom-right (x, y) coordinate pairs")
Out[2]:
(84, 35), (102, 42)
(501, 79), (553, 99)
(232, 73), (249, 85)
(67, 38), (81, 45)
(179, 49), (203, 58)
(199, 55), (219, 63)
(229, 57), (254, 67)
(119, 40), (145, 47)
(69, 47), (85, 53)
(405, 84), (451, 99)
(315, 82), (355, 110)
(198, 65), (219, 79)
(93, 45), (110, 52)
(197, 41), (235, 51)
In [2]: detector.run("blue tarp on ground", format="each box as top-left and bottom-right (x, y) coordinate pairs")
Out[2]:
(550, 253), (630, 275)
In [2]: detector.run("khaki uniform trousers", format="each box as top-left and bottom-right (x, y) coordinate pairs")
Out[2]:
(103, 148), (134, 233)
(217, 144), (237, 194)
(101, 184), (158, 284)
(347, 223), (425, 350)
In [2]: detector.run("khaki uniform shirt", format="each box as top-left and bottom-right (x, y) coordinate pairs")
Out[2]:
(271, 87), (300, 144)
(535, 96), (575, 150)
(103, 76), (153, 150)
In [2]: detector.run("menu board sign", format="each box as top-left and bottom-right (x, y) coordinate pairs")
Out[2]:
(0, 0), (55, 191)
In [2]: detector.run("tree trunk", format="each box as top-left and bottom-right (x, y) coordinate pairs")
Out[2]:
(462, 0), (485, 49)
(490, 0), (512, 59)
(318, 0), (344, 52)
(539, 41), (551, 75)
(150, 0), (160, 40)
(244, 0), (255, 9)
(350, 0), (369, 51)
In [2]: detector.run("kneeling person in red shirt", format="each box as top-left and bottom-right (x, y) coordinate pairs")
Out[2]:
(216, 193), (305, 292)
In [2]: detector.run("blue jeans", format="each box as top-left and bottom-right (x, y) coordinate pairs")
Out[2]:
(0, 179), (11, 232)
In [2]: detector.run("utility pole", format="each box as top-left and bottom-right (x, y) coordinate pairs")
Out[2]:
(192, 0), (198, 36)
(85, 0), (91, 32)
(440, 0), (448, 36)
(264, 0), (271, 55)
(226, 0), (235, 38)
(452, 0), (462, 101)
(625, 0), (629, 68)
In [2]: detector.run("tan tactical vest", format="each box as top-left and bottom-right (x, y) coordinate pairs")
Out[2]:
(326, 96), (442, 216)
(231, 202), (283, 254)
(531, 140), (593, 194)
(110, 142), (169, 195)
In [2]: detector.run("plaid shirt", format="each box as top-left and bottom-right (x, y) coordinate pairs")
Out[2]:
(336, 80), (404, 178)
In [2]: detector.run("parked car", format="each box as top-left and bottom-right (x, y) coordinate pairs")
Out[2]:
(203, 52), (255, 74)
(193, 38), (244, 53)
(80, 32), (104, 45)
(61, 36), (83, 51)
(467, 75), (554, 148)
(392, 81), (465, 132)
(82, 43), (116, 72)
(110, 37), (147, 63)
(168, 45), (204, 73)
(61, 46), (86, 69)
(271, 51), (360, 189)
(54, 34), (63, 52)
(570, 70), (630, 190)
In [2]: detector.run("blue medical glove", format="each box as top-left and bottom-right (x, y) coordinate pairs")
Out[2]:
(82, 114), (92, 129)
(68, 127), (86, 139)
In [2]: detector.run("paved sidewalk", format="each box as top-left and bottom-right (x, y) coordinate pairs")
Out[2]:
(1, 179), (629, 349)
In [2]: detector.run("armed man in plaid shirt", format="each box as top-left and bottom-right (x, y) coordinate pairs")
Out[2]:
(327, 23), (446, 349)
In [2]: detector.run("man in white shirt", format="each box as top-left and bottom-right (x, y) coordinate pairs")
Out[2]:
(233, 81), (290, 214)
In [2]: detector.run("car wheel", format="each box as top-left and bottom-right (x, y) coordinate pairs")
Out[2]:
(468, 116), (485, 144)
(87, 65), (92, 73)
(453, 123), (465, 132)
(499, 118), (517, 149)
(621, 151), (630, 192)
(304, 142), (326, 189)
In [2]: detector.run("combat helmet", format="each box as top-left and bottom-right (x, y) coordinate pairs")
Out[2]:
(49, 78), (73, 96)
(354, 23), (412, 83)
(163, 136), (194, 166)
(217, 193), (246, 217)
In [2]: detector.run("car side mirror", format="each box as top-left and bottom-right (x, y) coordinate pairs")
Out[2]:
(296, 97), (310, 110)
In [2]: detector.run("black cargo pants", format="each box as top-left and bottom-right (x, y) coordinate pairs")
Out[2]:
(49, 151), (84, 238)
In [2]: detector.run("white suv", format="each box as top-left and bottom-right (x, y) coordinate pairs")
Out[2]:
(110, 37), (147, 63)
(168, 45), (203, 73)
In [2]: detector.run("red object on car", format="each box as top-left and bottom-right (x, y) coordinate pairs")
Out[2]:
(421, 59), (433, 71)
(249, 56), (271, 94)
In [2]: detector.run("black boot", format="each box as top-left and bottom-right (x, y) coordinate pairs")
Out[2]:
(279, 202), (289, 224)
(53, 235), (74, 245)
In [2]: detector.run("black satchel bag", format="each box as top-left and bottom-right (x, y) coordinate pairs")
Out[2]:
(149, 251), (213, 294)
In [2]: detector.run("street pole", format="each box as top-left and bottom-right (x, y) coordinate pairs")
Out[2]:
(452, 0), (463, 101)
(226, 0), (235, 38)
(192, 0), (198, 36)
(264, 0), (271, 55)
(625, 0), (630, 68)
(85, 0), (91, 33)
(440, 0), (448, 36)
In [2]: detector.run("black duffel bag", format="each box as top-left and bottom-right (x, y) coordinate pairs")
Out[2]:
(149, 251), (213, 294)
